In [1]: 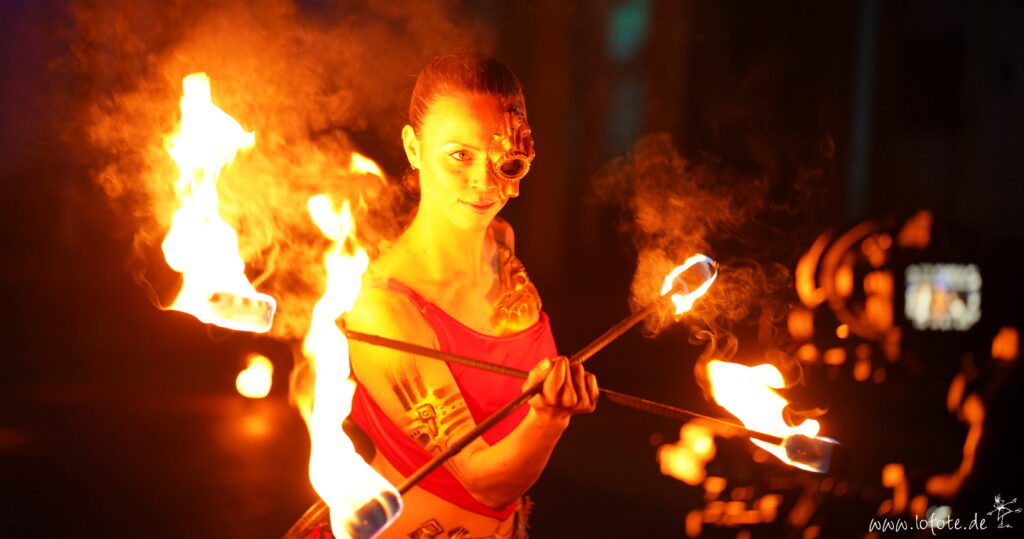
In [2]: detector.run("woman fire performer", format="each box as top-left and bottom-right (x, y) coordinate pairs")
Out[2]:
(343, 54), (599, 538)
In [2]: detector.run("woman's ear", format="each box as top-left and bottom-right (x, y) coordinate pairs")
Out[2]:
(402, 124), (421, 170)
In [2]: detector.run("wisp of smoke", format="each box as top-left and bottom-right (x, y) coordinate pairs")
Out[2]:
(593, 132), (830, 391)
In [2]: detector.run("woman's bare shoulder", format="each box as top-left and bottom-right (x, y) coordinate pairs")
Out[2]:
(348, 284), (431, 342)
(490, 216), (516, 254)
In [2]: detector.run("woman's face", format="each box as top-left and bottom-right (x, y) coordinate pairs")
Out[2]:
(404, 93), (520, 231)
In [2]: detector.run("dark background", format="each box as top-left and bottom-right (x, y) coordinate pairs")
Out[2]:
(2, 0), (1022, 537)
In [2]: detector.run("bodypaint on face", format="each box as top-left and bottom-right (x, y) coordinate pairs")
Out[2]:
(487, 108), (534, 203)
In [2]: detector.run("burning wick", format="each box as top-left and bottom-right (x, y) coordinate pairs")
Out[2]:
(160, 72), (277, 333)
(573, 254), (718, 363)
(705, 360), (845, 473)
(779, 434), (847, 475)
(662, 254), (719, 314)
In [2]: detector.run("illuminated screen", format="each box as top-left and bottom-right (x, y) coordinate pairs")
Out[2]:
(904, 263), (981, 331)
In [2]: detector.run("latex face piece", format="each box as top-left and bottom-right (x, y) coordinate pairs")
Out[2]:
(487, 109), (535, 202)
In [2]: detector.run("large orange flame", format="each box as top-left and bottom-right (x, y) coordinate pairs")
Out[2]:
(302, 188), (401, 536)
(705, 360), (822, 471)
(161, 72), (276, 333)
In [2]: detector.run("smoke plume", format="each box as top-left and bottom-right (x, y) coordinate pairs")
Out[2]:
(593, 132), (834, 392)
(61, 0), (485, 339)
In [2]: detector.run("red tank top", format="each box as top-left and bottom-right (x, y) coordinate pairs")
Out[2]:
(349, 279), (558, 520)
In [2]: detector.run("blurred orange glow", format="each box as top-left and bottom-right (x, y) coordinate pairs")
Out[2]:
(861, 234), (889, 268)
(872, 368), (887, 384)
(235, 353), (273, 399)
(658, 421), (716, 485)
(823, 348), (846, 366)
(835, 263), (854, 298)
(796, 233), (830, 307)
(881, 463), (908, 514)
(796, 343), (819, 364)
(853, 355), (871, 382)
(991, 327), (1019, 361)
(685, 510), (703, 537)
(788, 308), (815, 341)
(897, 210), (933, 249)
(926, 394), (984, 497)
(946, 373), (966, 412)
(910, 495), (928, 518)
(864, 270), (894, 331)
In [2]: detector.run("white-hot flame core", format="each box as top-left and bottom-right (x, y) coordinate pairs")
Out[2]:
(236, 354), (273, 399)
(706, 360), (821, 471)
(161, 72), (276, 333)
(661, 254), (718, 314)
(303, 192), (401, 536)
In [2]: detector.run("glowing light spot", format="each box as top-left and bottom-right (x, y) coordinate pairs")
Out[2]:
(658, 421), (716, 486)
(835, 263), (854, 298)
(235, 354), (273, 399)
(991, 327), (1018, 361)
(789, 308), (815, 341)
(836, 324), (850, 339)
(685, 510), (703, 537)
(926, 395), (984, 497)
(910, 495), (928, 518)
(823, 348), (847, 366)
(897, 210), (932, 249)
(946, 373), (966, 413)
(873, 368), (887, 384)
(796, 344), (819, 364)
(854, 355), (871, 382)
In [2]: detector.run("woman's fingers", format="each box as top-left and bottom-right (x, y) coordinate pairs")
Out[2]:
(542, 357), (566, 405)
(587, 372), (599, 410)
(559, 359), (578, 409)
(526, 357), (598, 417)
(523, 357), (552, 391)
(569, 362), (589, 410)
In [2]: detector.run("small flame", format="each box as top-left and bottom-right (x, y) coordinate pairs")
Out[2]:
(160, 72), (276, 333)
(236, 353), (273, 399)
(661, 254), (718, 314)
(705, 360), (822, 471)
(302, 190), (401, 536)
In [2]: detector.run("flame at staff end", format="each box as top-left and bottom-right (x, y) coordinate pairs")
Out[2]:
(161, 72), (276, 333)
(705, 360), (826, 472)
(301, 193), (401, 538)
(661, 254), (718, 314)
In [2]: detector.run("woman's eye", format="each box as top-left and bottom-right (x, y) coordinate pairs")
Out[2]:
(449, 150), (472, 162)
